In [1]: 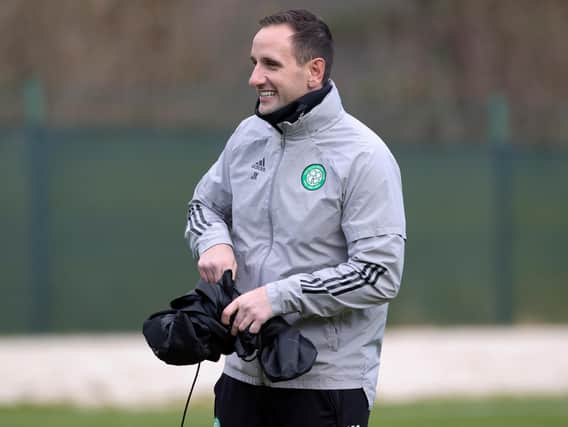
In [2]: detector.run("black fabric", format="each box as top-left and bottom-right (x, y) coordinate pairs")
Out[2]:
(214, 374), (370, 427)
(255, 81), (332, 133)
(255, 317), (318, 382)
(142, 271), (318, 382)
(142, 274), (238, 365)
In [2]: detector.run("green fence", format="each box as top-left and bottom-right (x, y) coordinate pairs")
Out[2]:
(1, 124), (567, 333)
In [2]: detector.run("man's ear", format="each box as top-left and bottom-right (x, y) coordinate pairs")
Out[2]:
(307, 58), (326, 89)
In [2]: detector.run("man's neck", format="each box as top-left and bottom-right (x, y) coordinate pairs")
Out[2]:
(255, 81), (332, 133)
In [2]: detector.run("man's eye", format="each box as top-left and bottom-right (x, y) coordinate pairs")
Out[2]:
(264, 61), (279, 68)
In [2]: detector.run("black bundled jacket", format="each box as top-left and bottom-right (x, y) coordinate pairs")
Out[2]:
(143, 271), (317, 382)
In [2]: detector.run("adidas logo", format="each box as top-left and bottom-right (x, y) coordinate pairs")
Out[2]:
(251, 157), (266, 172)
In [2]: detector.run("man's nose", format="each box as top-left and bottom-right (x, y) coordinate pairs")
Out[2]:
(249, 65), (265, 87)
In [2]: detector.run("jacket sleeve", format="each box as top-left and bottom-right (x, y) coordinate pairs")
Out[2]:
(265, 146), (406, 318)
(184, 134), (235, 259)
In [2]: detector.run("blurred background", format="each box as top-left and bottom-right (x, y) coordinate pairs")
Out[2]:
(0, 0), (568, 427)
(1, 1), (567, 424)
(1, 0), (566, 333)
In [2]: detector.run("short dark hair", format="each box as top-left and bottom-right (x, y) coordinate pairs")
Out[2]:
(259, 9), (334, 82)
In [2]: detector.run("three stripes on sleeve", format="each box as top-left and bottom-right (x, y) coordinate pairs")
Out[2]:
(188, 201), (386, 298)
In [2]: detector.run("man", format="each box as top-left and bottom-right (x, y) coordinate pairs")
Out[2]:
(186, 9), (406, 427)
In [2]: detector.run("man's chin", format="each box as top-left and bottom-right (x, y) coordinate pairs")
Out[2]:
(258, 102), (280, 115)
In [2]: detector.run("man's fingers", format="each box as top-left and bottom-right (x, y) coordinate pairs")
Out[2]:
(233, 314), (254, 336)
(198, 267), (208, 283)
(231, 322), (240, 336)
(200, 267), (214, 284)
(221, 288), (272, 335)
(200, 265), (222, 284)
(197, 244), (237, 284)
(222, 301), (238, 325)
(200, 264), (235, 284)
(212, 266), (222, 283)
(249, 321), (262, 334)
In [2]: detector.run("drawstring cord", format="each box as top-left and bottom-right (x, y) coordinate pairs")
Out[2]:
(180, 362), (201, 427)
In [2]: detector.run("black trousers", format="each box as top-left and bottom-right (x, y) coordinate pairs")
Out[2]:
(214, 374), (370, 427)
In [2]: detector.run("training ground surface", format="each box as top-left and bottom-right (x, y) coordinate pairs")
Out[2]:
(1, 326), (567, 408)
(1, 398), (568, 427)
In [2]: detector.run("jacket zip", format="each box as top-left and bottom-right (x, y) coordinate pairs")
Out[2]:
(257, 130), (286, 383)
(258, 131), (286, 287)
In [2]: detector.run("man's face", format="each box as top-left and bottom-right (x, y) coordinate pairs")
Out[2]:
(249, 24), (313, 115)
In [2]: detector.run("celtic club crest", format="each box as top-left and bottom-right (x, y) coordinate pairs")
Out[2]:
(301, 164), (326, 191)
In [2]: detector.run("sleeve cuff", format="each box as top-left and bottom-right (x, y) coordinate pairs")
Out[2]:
(265, 278), (302, 316)
(197, 236), (233, 258)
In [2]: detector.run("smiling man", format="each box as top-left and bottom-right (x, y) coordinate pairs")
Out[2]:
(250, 22), (330, 114)
(186, 9), (406, 427)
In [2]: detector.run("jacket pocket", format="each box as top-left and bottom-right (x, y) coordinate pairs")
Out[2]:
(326, 317), (340, 351)
(233, 249), (254, 293)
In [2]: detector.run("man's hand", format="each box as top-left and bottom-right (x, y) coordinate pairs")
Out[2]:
(197, 244), (237, 284)
(222, 287), (273, 335)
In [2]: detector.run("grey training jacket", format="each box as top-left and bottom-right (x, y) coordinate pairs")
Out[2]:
(186, 82), (406, 406)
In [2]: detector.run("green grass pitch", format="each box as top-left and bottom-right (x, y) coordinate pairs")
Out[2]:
(1, 397), (567, 427)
